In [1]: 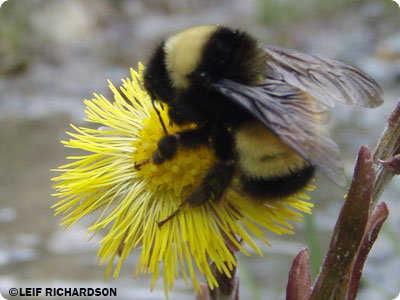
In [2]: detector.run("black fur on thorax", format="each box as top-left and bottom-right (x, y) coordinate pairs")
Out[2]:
(192, 26), (263, 86)
(143, 41), (174, 103)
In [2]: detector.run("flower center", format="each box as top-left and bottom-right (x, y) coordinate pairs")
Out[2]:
(131, 109), (215, 198)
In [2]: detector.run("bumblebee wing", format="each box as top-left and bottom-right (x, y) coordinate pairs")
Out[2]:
(262, 45), (384, 108)
(212, 78), (346, 186)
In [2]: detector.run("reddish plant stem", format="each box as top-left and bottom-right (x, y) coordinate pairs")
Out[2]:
(347, 202), (389, 300)
(308, 145), (375, 300)
(372, 100), (400, 208)
(286, 248), (312, 300)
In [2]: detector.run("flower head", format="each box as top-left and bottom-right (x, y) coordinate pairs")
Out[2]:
(52, 63), (314, 297)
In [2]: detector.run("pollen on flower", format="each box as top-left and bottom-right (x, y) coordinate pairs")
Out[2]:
(51, 62), (315, 299)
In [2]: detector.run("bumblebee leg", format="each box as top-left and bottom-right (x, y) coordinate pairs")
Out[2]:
(134, 158), (151, 170)
(187, 160), (235, 206)
(186, 125), (235, 206)
(152, 123), (211, 165)
(152, 135), (179, 164)
(157, 160), (234, 227)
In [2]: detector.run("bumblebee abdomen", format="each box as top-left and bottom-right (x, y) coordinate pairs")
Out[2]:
(235, 120), (309, 178)
(234, 120), (314, 198)
(241, 165), (315, 199)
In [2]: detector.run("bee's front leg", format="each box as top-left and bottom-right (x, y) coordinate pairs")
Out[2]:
(152, 123), (212, 165)
(152, 135), (179, 164)
(134, 135), (178, 170)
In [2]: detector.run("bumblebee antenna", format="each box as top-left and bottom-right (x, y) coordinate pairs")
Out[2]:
(152, 99), (168, 135)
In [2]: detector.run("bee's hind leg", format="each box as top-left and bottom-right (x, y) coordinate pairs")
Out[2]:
(187, 160), (235, 206)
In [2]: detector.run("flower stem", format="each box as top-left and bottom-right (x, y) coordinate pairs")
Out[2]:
(371, 100), (400, 208)
(209, 256), (239, 300)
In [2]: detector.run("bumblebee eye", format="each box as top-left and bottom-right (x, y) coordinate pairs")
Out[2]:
(190, 70), (211, 86)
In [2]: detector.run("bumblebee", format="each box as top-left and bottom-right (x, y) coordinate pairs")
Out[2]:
(142, 25), (384, 224)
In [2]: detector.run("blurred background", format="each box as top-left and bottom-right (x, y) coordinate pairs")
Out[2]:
(0, 0), (399, 299)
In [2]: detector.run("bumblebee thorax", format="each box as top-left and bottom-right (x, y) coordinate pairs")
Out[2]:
(164, 25), (218, 89)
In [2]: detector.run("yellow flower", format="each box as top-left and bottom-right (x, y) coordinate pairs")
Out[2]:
(52, 63), (314, 298)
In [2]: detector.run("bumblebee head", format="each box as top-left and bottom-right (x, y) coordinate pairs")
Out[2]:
(163, 25), (261, 89)
(144, 25), (262, 127)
